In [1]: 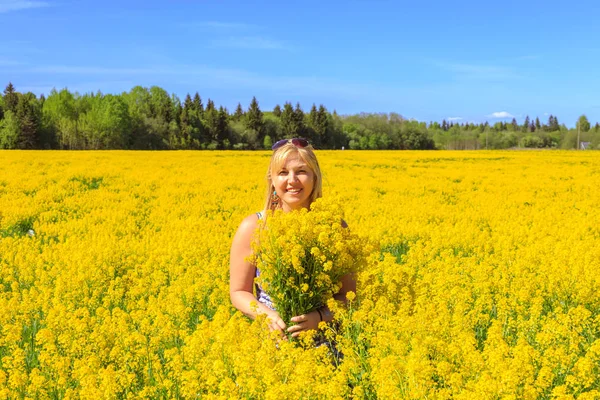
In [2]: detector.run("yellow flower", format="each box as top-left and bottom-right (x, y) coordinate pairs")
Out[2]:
(1, 150), (599, 398)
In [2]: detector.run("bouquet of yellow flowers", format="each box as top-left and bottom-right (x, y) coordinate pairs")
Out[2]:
(250, 198), (369, 327)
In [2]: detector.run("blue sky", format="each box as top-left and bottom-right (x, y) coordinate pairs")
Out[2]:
(2, 0), (600, 126)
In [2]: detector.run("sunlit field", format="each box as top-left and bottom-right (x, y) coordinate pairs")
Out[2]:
(1, 150), (600, 399)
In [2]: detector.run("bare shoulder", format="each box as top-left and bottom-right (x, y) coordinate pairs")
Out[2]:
(233, 213), (261, 242)
(240, 213), (260, 230)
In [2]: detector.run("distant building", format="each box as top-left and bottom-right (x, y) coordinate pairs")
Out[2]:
(581, 141), (591, 150)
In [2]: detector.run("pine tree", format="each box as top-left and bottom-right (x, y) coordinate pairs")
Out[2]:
(216, 106), (229, 147)
(280, 102), (296, 136)
(234, 102), (244, 121)
(548, 115), (560, 132)
(293, 102), (305, 137)
(245, 96), (264, 135)
(203, 106), (219, 147)
(307, 104), (318, 144)
(308, 104), (318, 125)
(179, 94), (194, 146)
(316, 104), (329, 147)
(522, 116), (530, 133)
(172, 94), (182, 126)
(193, 92), (204, 115)
(273, 104), (282, 117)
(535, 117), (541, 131)
(547, 115), (556, 131)
(183, 94), (193, 110)
(4, 82), (19, 113)
(15, 94), (39, 149)
(510, 118), (518, 131)
(205, 99), (215, 113)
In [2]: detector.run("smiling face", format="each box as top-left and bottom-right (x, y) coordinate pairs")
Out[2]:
(272, 154), (315, 212)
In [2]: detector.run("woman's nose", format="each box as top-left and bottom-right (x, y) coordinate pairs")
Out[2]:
(288, 172), (299, 182)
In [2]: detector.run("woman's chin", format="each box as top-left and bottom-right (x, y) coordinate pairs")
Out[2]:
(282, 199), (310, 211)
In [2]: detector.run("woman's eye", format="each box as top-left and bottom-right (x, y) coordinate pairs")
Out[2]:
(278, 171), (287, 176)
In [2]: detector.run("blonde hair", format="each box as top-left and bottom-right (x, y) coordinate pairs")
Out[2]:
(262, 142), (323, 214)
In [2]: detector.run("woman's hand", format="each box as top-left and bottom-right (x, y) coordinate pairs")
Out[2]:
(287, 310), (321, 338)
(265, 310), (287, 336)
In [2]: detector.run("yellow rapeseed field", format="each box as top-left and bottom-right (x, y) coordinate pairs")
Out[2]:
(1, 150), (599, 399)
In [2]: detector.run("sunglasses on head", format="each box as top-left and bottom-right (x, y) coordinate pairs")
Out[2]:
(271, 138), (310, 151)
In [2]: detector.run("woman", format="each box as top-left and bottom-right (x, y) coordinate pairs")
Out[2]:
(229, 138), (356, 338)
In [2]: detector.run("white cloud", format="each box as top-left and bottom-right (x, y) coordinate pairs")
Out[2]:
(0, 58), (21, 66)
(0, 0), (49, 13)
(435, 61), (521, 81)
(448, 117), (462, 121)
(29, 65), (156, 74)
(181, 21), (284, 51)
(195, 21), (257, 30)
(516, 55), (540, 61)
(20, 63), (377, 99)
(488, 111), (514, 118)
(210, 36), (287, 50)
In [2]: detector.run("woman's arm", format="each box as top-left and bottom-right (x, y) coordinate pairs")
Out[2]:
(229, 214), (286, 333)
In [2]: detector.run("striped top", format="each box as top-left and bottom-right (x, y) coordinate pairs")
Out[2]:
(255, 211), (275, 310)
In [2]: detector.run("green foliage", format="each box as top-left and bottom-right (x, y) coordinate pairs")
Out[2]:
(2, 82), (598, 151)
(149, 86), (173, 122)
(3, 82), (19, 113)
(522, 116), (530, 133)
(193, 93), (204, 114)
(15, 93), (40, 149)
(43, 88), (82, 149)
(263, 113), (282, 143)
(123, 87), (167, 149)
(561, 130), (579, 149)
(280, 102), (296, 137)
(0, 110), (19, 149)
(577, 115), (591, 132)
(180, 93), (205, 149)
(233, 102), (244, 121)
(79, 94), (131, 149)
(293, 102), (305, 138)
(245, 97), (263, 138)
(272, 104), (282, 117)
(263, 135), (272, 150)
(522, 135), (544, 148)
(0, 215), (35, 238)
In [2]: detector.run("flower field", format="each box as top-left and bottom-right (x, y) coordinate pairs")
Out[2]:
(1, 150), (600, 399)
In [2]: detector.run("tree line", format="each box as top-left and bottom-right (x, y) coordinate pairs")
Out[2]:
(1, 82), (599, 150)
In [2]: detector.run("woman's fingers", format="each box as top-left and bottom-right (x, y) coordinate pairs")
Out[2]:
(290, 314), (307, 323)
(275, 317), (287, 331)
(266, 313), (287, 332)
(287, 323), (304, 333)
